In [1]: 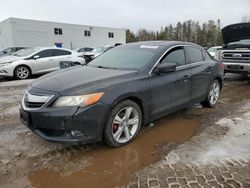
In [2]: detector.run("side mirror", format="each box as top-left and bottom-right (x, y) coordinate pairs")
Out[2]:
(33, 55), (40, 59)
(155, 63), (176, 74)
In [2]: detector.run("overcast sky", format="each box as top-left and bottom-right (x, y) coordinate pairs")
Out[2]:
(0, 0), (249, 31)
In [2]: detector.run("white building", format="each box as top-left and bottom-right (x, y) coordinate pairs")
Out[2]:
(0, 17), (126, 49)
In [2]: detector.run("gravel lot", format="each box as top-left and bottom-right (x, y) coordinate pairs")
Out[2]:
(0, 74), (249, 188)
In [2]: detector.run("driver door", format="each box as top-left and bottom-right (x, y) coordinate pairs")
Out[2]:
(149, 46), (191, 120)
(31, 49), (55, 74)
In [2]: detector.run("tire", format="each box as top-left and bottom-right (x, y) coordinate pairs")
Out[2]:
(14, 65), (31, 80)
(201, 79), (221, 108)
(104, 100), (142, 147)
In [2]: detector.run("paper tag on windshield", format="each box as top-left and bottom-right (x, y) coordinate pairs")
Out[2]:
(140, 45), (159, 49)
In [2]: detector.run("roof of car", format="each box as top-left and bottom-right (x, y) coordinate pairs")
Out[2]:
(126, 41), (202, 48)
(35, 47), (73, 51)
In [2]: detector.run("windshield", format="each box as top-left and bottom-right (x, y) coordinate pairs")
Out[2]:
(88, 47), (156, 70)
(228, 39), (250, 45)
(73, 47), (81, 52)
(12, 48), (40, 57)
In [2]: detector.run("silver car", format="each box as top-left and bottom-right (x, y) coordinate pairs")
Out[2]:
(0, 46), (28, 57)
(0, 47), (85, 79)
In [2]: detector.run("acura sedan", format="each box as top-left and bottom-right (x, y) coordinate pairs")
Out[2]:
(20, 41), (224, 147)
(0, 47), (85, 79)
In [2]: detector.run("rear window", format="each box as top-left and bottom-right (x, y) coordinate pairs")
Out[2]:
(187, 46), (204, 63)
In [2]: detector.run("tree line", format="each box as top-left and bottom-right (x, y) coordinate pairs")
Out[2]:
(126, 19), (224, 48)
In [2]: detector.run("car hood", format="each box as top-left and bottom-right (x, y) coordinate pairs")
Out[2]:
(0, 55), (23, 64)
(31, 66), (138, 95)
(222, 23), (250, 44)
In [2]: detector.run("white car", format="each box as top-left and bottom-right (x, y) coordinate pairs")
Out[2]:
(0, 46), (28, 57)
(0, 47), (85, 79)
(207, 46), (222, 58)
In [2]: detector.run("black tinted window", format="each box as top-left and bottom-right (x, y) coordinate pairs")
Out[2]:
(53, 49), (71, 56)
(86, 48), (93, 52)
(161, 47), (186, 66)
(187, 46), (204, 63)
(36, 50), (53, 58)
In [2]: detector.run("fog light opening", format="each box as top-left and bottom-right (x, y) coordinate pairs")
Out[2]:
(71, 130), (84, 137)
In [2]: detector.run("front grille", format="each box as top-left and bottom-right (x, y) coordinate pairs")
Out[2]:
(24, 101), (45, 108)
(23, 92), (54, 110)
(220, 50), (250, 62)
(37, 128), (65, 137)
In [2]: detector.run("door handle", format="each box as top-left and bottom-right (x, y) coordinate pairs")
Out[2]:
(183, 75), (190, 82)
(207, 67), (214, 72)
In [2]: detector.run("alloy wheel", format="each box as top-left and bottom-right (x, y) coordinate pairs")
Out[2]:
(209, 81), (220, 105)
(16, 66), (30, 79)
(111, 106), (139, 144)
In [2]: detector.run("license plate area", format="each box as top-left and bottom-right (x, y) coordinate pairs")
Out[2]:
(228, 65), (241, 70)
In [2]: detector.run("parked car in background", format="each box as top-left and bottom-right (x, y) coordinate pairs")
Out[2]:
(73, 47), (94, 64)
(216, 22), (250, 75)
(0, 46), (28, 56)
(0, 46), (28, 57)
(73, 47), (94, 54)
(0, 47), (85, 79)
(20, 41), (224, 147)
(83, 46), (114, 63)
(207, 46), (222, 57)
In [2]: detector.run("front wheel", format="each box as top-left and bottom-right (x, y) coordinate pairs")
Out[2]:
(201, 79), (221, 107)
(104, 100), (142, 147)
(14, 65), (31, 80)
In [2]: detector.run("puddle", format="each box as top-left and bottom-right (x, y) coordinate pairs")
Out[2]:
(28, 116), (199, 188)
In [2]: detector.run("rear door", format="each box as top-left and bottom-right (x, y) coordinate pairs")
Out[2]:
(51, 49), (72, 70)
(186, 46), (213, 101)
(149, 46), (191, 119)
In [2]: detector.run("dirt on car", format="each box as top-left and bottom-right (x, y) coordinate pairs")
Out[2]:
(0, 74), (249, 188)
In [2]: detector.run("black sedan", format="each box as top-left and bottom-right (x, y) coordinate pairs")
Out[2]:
(20, 41), (224, 147)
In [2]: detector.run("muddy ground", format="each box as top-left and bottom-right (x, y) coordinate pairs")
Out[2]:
(0, 74), (249, 188)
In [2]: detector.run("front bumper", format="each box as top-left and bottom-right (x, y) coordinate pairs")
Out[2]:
(20, 102), (109, 144)
(223, 62), (250, 74)
(0, 64), (14, 77)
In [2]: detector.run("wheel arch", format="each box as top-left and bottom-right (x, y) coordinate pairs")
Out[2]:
(109, 96), (144, 123)
(14, 64), (32, 75)
(214, 77), (223, 90)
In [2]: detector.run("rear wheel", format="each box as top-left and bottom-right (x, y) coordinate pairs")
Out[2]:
(14, 65), (31, 80)
(104, 100), (142, 147)
(201, 79), (221, 107)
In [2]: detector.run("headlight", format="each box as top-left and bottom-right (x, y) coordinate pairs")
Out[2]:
(52, 92), (104, 107)
(0, 62), (12, 67)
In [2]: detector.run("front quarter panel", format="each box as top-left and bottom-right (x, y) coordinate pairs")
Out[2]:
(100, 75), (151, 124)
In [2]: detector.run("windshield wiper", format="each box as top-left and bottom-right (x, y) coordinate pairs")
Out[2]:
(89, 65), (117, 70)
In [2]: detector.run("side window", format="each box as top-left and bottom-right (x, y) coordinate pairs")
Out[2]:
(86, 48), (93, 52)
(53, 49), (71, 56)
(78, 48), (84, 52)
(161, 47), (186, 66)
(187, 46), (204, 63)
(35, 50), (53, 58)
